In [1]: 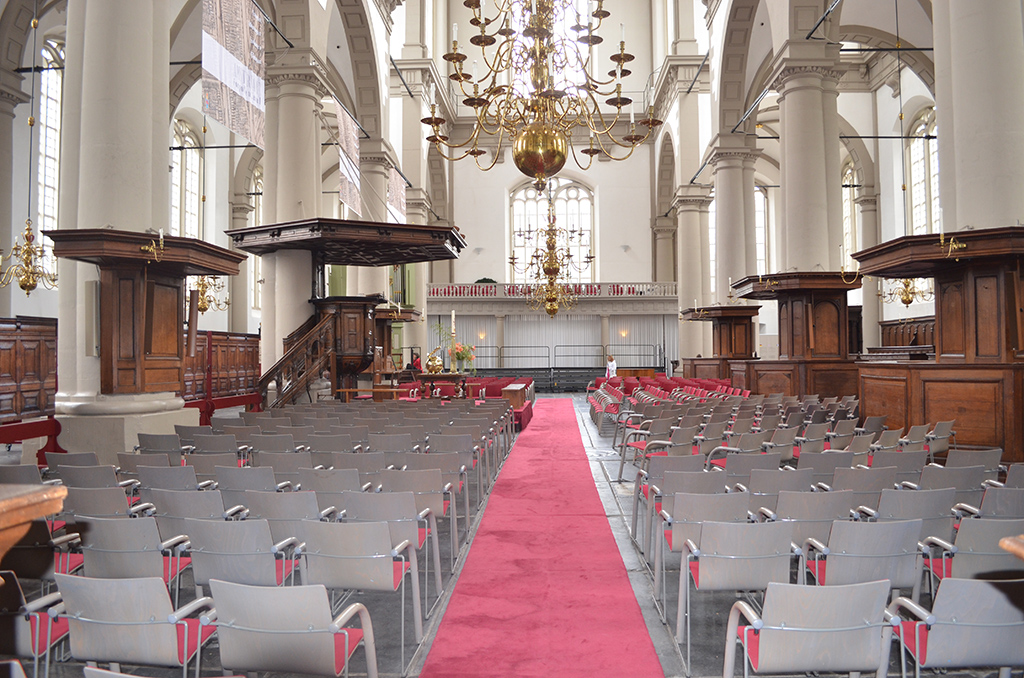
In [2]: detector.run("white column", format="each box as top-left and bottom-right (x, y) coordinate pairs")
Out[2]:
(675, 188), (712, 358)
(355, 153), (392, 296)
(229, 203), (254, 332)
(600, 314), (610, 355)
(932, 0), (956, 230)
(652, 216), (675, 282)
(942, 0), (1024, 229)
(856, 195), (881, 348)
(495, 314), (505, 368)
(405, 196), (431, 360)
(742, 151), (760, 278)
(263, 74), (322, 364)
(775, 65), (840, 272)
(822, 73), (843, 269)
(710, 146), (756, 302)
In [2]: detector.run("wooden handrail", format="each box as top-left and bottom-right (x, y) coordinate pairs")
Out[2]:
(258, 313), (336, 408)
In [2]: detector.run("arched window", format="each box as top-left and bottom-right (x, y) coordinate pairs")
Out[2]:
(842, 161), (857, 267)
(509, 178), (593, 284)
(250, 165), (262, 310)
(37, 39), (63, 271)
(906, 108), (939, 236)
(170, 119), (202, 239)
(707, 197), (716, 296)
(753, 187), (768, 276)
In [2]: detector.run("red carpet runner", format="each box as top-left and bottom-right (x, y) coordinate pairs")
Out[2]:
(419, 398), (664, 677)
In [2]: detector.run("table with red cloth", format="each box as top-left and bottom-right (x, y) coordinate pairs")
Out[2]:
(514, 400), (533, 430)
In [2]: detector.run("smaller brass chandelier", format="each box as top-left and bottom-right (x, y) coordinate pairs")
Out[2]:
(879, 278), (933, 307)
(509, 191), (592, 317)
(190, 275), (229, 314)
(2, 10), (57, 296)
(1, 220), (57, 294)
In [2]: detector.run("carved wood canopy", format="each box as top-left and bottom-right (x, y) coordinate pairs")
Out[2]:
(225, 217), (467, 266)
(44, 229), (246, 276)
(733, 272), (862, 300)
(853, 227), (1024, 278)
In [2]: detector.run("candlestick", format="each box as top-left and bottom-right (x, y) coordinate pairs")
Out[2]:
(451, 310), (456, 336)
(693, 298), (698, 310)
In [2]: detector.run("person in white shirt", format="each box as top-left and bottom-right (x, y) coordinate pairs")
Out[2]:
(605, 355), (617, 378)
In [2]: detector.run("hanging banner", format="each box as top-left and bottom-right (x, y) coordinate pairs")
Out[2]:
(335, 101), (362, 217)
(202, 0), (265, 148)
(387, 167), (406, 223)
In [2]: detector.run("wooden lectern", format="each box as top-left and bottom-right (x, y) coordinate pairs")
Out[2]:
(678, 305), (760, 380)
(731, 273), (861, 398)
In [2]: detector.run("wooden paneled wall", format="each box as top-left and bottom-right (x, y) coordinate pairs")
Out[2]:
(879, 316), (935, 347)
(182, 331), (261, 400)
(0, 317), (56, 424)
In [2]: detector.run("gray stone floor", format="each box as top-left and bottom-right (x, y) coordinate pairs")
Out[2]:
(1, 395), (1006, 678)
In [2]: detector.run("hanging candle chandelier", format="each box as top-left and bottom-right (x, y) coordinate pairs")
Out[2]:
(422, 0), (662, 190)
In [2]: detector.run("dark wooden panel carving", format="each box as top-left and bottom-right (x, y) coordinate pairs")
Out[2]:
(181, 331), (261, 400)
(0, 317), (56, 424)
(808, 363), (858, 399)
(938, 279), (965, 358)
(921, 376), (1002, 447)
(751, 364), (797, 397)
(973, 274), (1001, 359)
(860, 371), (909, 433)
(880, 316), (935, 347)
(812, 300), (841, 357)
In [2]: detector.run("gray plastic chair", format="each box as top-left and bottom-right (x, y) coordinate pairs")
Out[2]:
(958, 486), (1024, 518)
(826, 466), (898, 511)
(718, 452), (781, 488)
(923, 420), (955, 463)
(632, 454), (706, 554)
(137, 465), (214, 496)
(320, 489), (444, 616)
(854, 415), (888, 441)
(744, 468), (814, 514)
(63, 487), (153, 521)
(249, 433), (301, 453)
(329, 452), (387, 489)
(215, 465), (292, 509)
(871, 450), (928, 485)
(298, 467), (365, 494)
(392, 452), (470, 536)
(184, 517), (298, 594)
(795, 450), (854, 485)
(0, 568), (66, 678)
(654, 491), (751, 603)
(173, 425), (212, 447)
(761, 427), (798, 462)
(56, 466), (138, 497)
(53, 573), (214, 678)
(183, 452), (239, 484)
(306, 433), (360, 453)
(379, 468), (459, 571)
(723, 580), (892, 678)
(887, 577), (1024, 678)
(252, 450), (314, 487)
(944, 447), (1004, 481)
(77, 516), (190, 604)
(773, 489), (857, 549)
(1003, 463), (1024, 488)
(116, 453), (170, 481)
(429, 432), (483, 507)
(870, 428), (903, 453)
(208, 578), (377, 678)
(865, 487), (956, 544)
(645, 470), (729, 560)
(294, 519), (420, 672)
(137, 433), (184, 456)
(147, 488), (246, 540)
(241, 488), (337, 538)
(923, 517), (1024, 583)
(802, 518), (924, 600)
(45, 452), (99, 471)
(908, 464), (986, 507)
(675, 520), (793, 673)
(898, 424), (930, 452)
(0, 465), (54, 485)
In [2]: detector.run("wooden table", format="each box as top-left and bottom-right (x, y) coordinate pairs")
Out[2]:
(0, 484), (67, 585)
(336, 388), (404, 403)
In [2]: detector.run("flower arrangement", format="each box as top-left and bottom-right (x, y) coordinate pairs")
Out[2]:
(448, 341), (476, 373)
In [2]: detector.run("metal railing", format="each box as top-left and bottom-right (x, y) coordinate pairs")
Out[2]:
(428, 282), (677, 299)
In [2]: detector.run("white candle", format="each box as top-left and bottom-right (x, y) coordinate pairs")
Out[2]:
(158, 228), (164, 240)
(728, 276), (732, 288)
(472, 60), (478, 80)
(693, 298), (698, 309)
(620, 22), (625, 42)
(531, 0), (536, 13)
(428, 82), (435, 103)
(480, 0), (485, 15)
(452, 23), (457, 43)
(451, 310), (456, 335)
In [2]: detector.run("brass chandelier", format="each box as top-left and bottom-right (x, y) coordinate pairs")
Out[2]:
(879, 278), (933, 307)
(422, 0), (662, 190)
(509, 190), (592, 316)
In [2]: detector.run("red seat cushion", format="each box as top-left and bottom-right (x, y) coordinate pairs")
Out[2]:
(176, 618), (216, 664)
(275, 558), (296, 585)
(333, 628), (366, 674)
(393, 560), (411, 589)
(689, 560), (700, 588)
(29, 611), (69, 656)
(896, 620), (929, 664)
(418, 527), (427, 549)
(739, 626), (760, 671)
(55, 552), (84, 574)
(805, 559), (826, 584)
(924, 556), (951, 579)
(163, 555), (192, 582)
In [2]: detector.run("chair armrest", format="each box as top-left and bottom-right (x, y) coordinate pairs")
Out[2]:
(117, 479), (140, 490)
(855, 506), (878, 520)
(272, 537), (299, 554)
(921, 535), (956, 553)
(685, 539), (700, 556)
(757, 506), (776, 521)
(390, 539), (413, 557)
(319, 506), (339, 521)
(952, 501), (980, 517)
(361, 482), (373, 492)
(128, 502), (156, 516)
(223, 505), (248, 519)
(803, 537), (829, 556)
(160, 534), (190, 551)
(899, 481), (921, 490)
(886, 596), (935, 626)
(418, 508), (433, 520)
(815, 482), (833, 492)
(412, 444), (422, 454)
(722, 599), (764, 677)
(657, 509), (673, 525)
(168, 596), (215, 624)
(983, 479), (1005, 488)
(51, 533), (80, 548)
(730, 482), (748, 493)
(329, 601), (372, 636)
(275, 481), (294, 491)
(22, 591), (63, 614)
(197, 480), (218, 490)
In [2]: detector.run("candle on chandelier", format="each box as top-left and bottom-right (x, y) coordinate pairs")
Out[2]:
(694, 298), (698, 310)
(451, 310), (456, 335)
(620, 22), (625, 43)
(452, 22), (457, 43)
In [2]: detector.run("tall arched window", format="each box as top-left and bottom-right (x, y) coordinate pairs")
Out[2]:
(37, 39), (63, 271)
(170, 119), (202, 238)
(753, 187), (768, 276)
(842, 161), (858, 267)
(509, 178), (593, 284)
(906, 108), (939, 235)
(250, 165), (262, 310)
